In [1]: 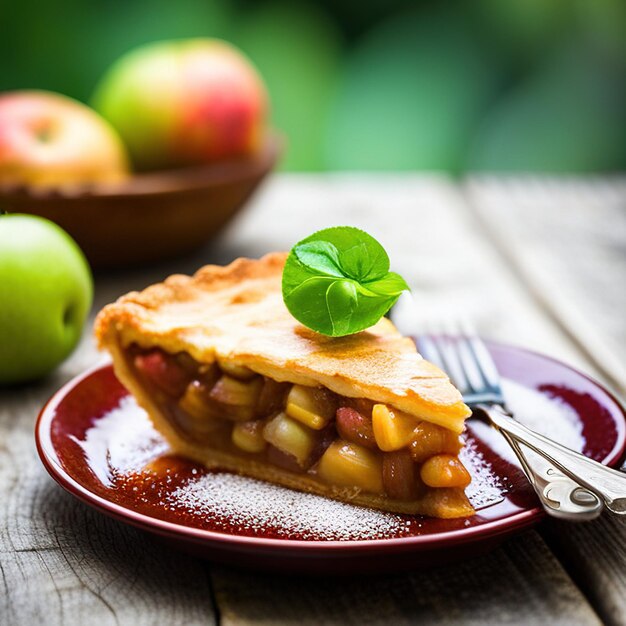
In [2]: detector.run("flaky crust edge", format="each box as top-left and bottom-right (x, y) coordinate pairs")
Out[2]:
(93, 253), (474, 517)
(95, 252), (470, 430)
(95, 252), (289, 347)
(106, 336), (474, 518)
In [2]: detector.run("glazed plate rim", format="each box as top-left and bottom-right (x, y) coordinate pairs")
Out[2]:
(35, 340), (626, 554)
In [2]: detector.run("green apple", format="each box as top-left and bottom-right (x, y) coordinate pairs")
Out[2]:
(0, 214), (93, 385)
(92, 39), (268, 171)
(0, 91), (129, 189)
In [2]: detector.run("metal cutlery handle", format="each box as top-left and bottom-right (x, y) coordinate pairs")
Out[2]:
(481, 404), (626, 515)
(499, 429), (603, 520)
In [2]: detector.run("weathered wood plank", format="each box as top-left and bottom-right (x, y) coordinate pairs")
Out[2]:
(2, 174), (620, 626)
(219, 174), (598, 373)
(543, 516), (626, 626)
(0, 345), (217, 626)
(205, 175), (607, 625)
(463, 176), (626, 626)
(211, 531), (600, 626)
(464, 176), (626, 396)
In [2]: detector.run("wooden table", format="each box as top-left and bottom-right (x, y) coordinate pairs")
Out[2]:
(2, 175), (625, 626)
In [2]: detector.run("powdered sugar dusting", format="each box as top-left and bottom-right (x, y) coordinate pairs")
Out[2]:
(169, 473), (413, 540)
(74, 394), (508, 540)
(461, 437), (506, 509)
(503, 378), (584, 450)
(72, 396), (168, 486)
(74, 376), (591, 540)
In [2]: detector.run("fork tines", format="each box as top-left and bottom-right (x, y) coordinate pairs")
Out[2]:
(417, 323), (504, 407)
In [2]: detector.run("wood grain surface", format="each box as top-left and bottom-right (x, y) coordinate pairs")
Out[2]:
(1, 175), (624, 626)
(465, 176), (626, 396)
(465, 176), (626, 626)
(211, 533), (600, 626)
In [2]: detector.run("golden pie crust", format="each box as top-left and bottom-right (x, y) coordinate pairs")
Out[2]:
(95, 252), (470, 430)
(95, 253), (474, 518)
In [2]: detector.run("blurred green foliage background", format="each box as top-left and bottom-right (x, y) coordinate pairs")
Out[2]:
(2, 0), (625, 172)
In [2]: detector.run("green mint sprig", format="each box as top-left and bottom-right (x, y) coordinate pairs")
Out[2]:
(281, 226), (409, 337)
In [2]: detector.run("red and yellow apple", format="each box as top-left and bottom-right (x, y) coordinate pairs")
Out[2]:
(92, 39), (268, 170)
(0, 91), (129, 188)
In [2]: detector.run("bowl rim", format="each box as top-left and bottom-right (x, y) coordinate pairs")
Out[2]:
(0, 132), (282, 200)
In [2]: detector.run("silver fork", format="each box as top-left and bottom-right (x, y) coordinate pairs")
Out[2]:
(416, 327), (626, 519)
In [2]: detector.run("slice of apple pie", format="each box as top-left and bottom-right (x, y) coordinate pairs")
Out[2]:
(95, 253), (474, 518)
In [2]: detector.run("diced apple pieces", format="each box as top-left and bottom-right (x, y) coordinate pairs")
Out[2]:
(347, 397), (375, 416)
(409, 422), (463, 463)
(257, 378), (290, 416)
(232, 421), (267, 453)
(316, 440), (384, 495)
(134, 349), (191, 398)
(208, 374), (262, 421)
(335, 407), (377, 449)
(263, 412), (317, 467)
(371, 404), (419, 451)
(266, 445), (304, 473)
(420, 454), (471, 488)
(174, 352), (200, 375)
(286, 385), (336, 430)
(171, 403), (226, 439)
(197, 361), (221, 388)
(382, 450), (424, 500)
(215, 357), (256, 380)
(308, 423), (337, 465)
(179, 380), (221, 421)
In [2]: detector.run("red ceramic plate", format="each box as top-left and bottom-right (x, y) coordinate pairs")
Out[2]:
(36, 341), (626, 574)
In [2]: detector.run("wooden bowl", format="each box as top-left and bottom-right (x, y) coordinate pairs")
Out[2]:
(0, 134), (281, 269)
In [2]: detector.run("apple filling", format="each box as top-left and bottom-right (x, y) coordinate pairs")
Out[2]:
(128, 346), (471, 501)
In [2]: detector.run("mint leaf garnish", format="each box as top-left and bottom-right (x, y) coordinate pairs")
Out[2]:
(282, 226), (409, 336)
